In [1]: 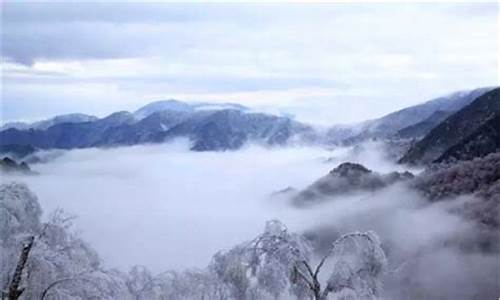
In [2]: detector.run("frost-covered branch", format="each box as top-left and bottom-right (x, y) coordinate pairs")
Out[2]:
(6, 236), (34, 300)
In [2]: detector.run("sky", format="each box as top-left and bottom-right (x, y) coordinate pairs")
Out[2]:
(1, 1), (498, 125)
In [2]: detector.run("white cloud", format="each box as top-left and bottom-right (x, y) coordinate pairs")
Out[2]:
(1, 2), (497, 123)
(4, 141), (497, 298)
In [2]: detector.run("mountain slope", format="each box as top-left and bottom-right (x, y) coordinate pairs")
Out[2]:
(292, 162), (414, 205)
(435, 115), (500, 163)
(0, 144), (37, 159)
(327, 87), (493, 144)
(399, 87), (500, 164)
(157, 109), (312, 151)
(365, 87), (492, 137)
(395, 110), (450, 139)
(411, 153), (500, 227)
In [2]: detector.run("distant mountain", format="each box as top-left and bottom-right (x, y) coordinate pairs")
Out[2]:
(367, 87), (492, 137)
(1, 113), (98, 131)
(133, 99), (248, 120)
(2, 89), (497, 154)
(328, 87), (493, 144)
(134, 100), (194, 119)
(399, 87), (500, 165)
(395, 110), (450, 139)
(157, 109), (312, 151)
(0, 102), (313, 151)
(0, 144), (37, 159)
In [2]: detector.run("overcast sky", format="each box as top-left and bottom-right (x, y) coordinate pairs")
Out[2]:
(1, 1), (498, 125)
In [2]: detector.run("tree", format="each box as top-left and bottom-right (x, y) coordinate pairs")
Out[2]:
(209, 220), (387, 300)
(291, 231), (387, 300)
(5, 236), (34, 300)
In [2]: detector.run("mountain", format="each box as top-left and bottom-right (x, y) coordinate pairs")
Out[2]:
(411, 153), (500, 227)
(292, 162), (414, 205)
(328, 87), (493, 144)
(0, 103), (313, 151)
(366, 87), (492, 138)
(0, 111), (138, 149)
(0, 144), (37, 159)
(399, 87), (500, 165)
(134, 100), (195, 119)
(1, 113), (98, 131)
(157, 109), (312, 151)
(133, 99), (248, 120)
(395, 110), (450, 139)
(434, 115), (500, 163)
(2, 88), (496, 153)
(0, 157), (33, 174)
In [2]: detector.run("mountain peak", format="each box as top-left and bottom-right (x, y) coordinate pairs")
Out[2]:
(134, 100), (194, 119)
(329, 162), (372, 177)
(133, 99), (249, 120)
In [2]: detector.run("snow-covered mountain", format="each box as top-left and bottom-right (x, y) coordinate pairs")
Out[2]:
(133, 99), (248, 120)
(327, 87), (494, 144)
(400, 87), (500, 164)
(1, 87), (498, 155)
(1, 113), (99, 131)
(0, 101), (313, 151)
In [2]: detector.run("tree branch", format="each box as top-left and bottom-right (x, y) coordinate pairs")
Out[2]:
(7, 236), (34, 300)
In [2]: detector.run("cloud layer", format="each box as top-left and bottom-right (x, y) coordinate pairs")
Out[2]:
(4, 141), (498, 298)
(2, 2), (498, 124)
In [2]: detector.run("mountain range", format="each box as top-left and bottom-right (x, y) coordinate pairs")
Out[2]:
(0, 100), (314, 153)
(1, 87), (498, 166)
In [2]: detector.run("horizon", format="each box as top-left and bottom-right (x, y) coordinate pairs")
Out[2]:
(1, 85), (495, 126)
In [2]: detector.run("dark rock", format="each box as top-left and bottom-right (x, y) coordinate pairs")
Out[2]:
(0, 157), (34, 174)
(329, 162), (371, 176)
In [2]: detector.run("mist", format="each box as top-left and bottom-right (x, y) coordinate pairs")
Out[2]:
(4, 140), (336, 271)
(3, 140), (498, 298)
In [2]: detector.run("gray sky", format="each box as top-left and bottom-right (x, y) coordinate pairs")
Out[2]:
(1, 1), (498, 125)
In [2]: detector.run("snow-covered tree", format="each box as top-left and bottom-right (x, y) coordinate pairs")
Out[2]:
(0, 182), (132, 299)
(208, 220), (387, 300)
(1, 182), (387, 300)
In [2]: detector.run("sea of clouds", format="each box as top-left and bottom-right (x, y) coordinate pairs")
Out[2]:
(3, 140), (498, 299)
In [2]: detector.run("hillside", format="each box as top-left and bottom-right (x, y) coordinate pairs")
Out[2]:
(399, 88), (500, 164)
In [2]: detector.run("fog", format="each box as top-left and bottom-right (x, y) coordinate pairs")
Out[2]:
(299, 180), (499, 298)
(3, 140), (498, 298)
(5, 140), (336, 271)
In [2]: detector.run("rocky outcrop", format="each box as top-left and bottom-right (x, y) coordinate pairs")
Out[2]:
(0, 157), (33, 174)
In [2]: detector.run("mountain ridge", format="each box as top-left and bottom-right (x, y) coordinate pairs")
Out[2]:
(399, 87), (500, 165)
